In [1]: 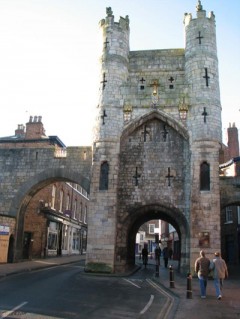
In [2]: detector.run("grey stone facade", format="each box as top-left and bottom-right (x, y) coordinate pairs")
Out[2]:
(86, 2), (222, 273)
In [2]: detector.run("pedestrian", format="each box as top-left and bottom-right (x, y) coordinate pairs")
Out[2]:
(163, 246), (169, 268)
(142, 246), (148, 268)
(155, 246), (161, 266)
(194, 250), (210, 299)
(211, 252), (228, 300)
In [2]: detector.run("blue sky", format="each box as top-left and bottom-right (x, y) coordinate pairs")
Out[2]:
(0, 0), (239, 146)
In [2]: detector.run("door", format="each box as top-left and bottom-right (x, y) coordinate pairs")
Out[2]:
(23, 232), (32, 259)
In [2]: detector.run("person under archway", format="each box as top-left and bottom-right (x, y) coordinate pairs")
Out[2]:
(163, 246), (169, 268)
(142, 246), (148, 268)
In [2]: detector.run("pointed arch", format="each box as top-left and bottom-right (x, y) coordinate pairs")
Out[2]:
(121, 109), (189, 142)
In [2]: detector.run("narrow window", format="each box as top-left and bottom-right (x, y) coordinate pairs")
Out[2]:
(66, 194), (70, 210)
(225, 207), (233, 223)
(51, 185), (56, 209)
(73, 199), (77, 219)
(84, 206), (87, 224)
(99, 161), (109, 190)
(59, 190), (63, 212)
(200, 162), (210, 191)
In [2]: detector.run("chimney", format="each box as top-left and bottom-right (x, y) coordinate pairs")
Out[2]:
(15, 124), (25, 138)
(25, 115), (46, 139)
(227, 122), (239, 158)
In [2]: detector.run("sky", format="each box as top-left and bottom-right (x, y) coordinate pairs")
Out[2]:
(0, 0), (239, 146)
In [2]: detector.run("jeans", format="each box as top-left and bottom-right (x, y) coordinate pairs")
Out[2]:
(198, 275), (207, 297)
(214, 278), (222, 297)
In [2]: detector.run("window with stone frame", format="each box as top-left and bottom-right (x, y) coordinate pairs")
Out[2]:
(200, 161), (210, 191)
(225, 206), (233, 223)
(99, 161), (109, 190)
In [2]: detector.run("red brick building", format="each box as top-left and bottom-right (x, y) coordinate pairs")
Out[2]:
(220, 123), (240, 265)
(0, 116), (88, 260)
(24, 182), (88, 259)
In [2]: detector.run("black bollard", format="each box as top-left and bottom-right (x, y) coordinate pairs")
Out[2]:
(169, 265), (175, 288)
(186, 272), (193, 299)
(155, 260), (159, 277)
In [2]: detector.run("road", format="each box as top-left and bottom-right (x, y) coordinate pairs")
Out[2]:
(0, 261), (176, 319)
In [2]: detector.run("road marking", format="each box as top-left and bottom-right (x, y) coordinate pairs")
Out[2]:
(123, 278), (141, 289)
(140, 294), (154, 315)
(0, 301), (28, 318)
(146, 279), (175, 319)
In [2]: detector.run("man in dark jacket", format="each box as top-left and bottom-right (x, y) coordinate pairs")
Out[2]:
(195, 250), (210, 298)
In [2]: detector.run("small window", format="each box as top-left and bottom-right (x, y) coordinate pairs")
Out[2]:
(225, 207), (233, 223)
(149, 224), (155, 234)
(200, 162), (210, 191)
(99, 161), (109, 190)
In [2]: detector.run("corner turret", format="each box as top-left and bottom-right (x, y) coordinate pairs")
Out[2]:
(184, 1), (221, 143)
(94, 8), (130, 143)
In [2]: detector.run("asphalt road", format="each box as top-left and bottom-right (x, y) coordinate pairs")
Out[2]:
(0, 261), (176, 319)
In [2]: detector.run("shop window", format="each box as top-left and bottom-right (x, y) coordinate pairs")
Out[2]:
(48, 233), (58, 250)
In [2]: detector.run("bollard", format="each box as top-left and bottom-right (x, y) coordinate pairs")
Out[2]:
(169, 265), (175, 288)
(155, 259), (160, 277)
(186, 272), (193, 299)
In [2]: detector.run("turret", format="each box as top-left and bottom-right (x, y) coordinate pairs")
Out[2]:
(94, 8), (130, 143)
(184, 1), (222, 143)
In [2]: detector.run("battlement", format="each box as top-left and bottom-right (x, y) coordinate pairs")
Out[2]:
(99, 7), (129, 31)
(184, 1), (215, 26)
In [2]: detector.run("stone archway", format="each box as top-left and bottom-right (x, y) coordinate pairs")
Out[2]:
(114, 204), (190, 274)
(11, 168), (90, 261)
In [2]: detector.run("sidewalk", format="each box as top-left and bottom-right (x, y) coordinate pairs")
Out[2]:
(145, 258), (240, 319)
(0, 256), (239, 319)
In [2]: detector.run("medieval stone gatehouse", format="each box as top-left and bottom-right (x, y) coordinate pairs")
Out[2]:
(86, 1), (222, 273)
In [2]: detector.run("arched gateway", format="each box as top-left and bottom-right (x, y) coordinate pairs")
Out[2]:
(0, 2), (225, 274)
(86, 2), (222, 274)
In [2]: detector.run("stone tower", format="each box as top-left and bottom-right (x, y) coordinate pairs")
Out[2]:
(184, 1), (222, 267)
(86, 1), (222, 273)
